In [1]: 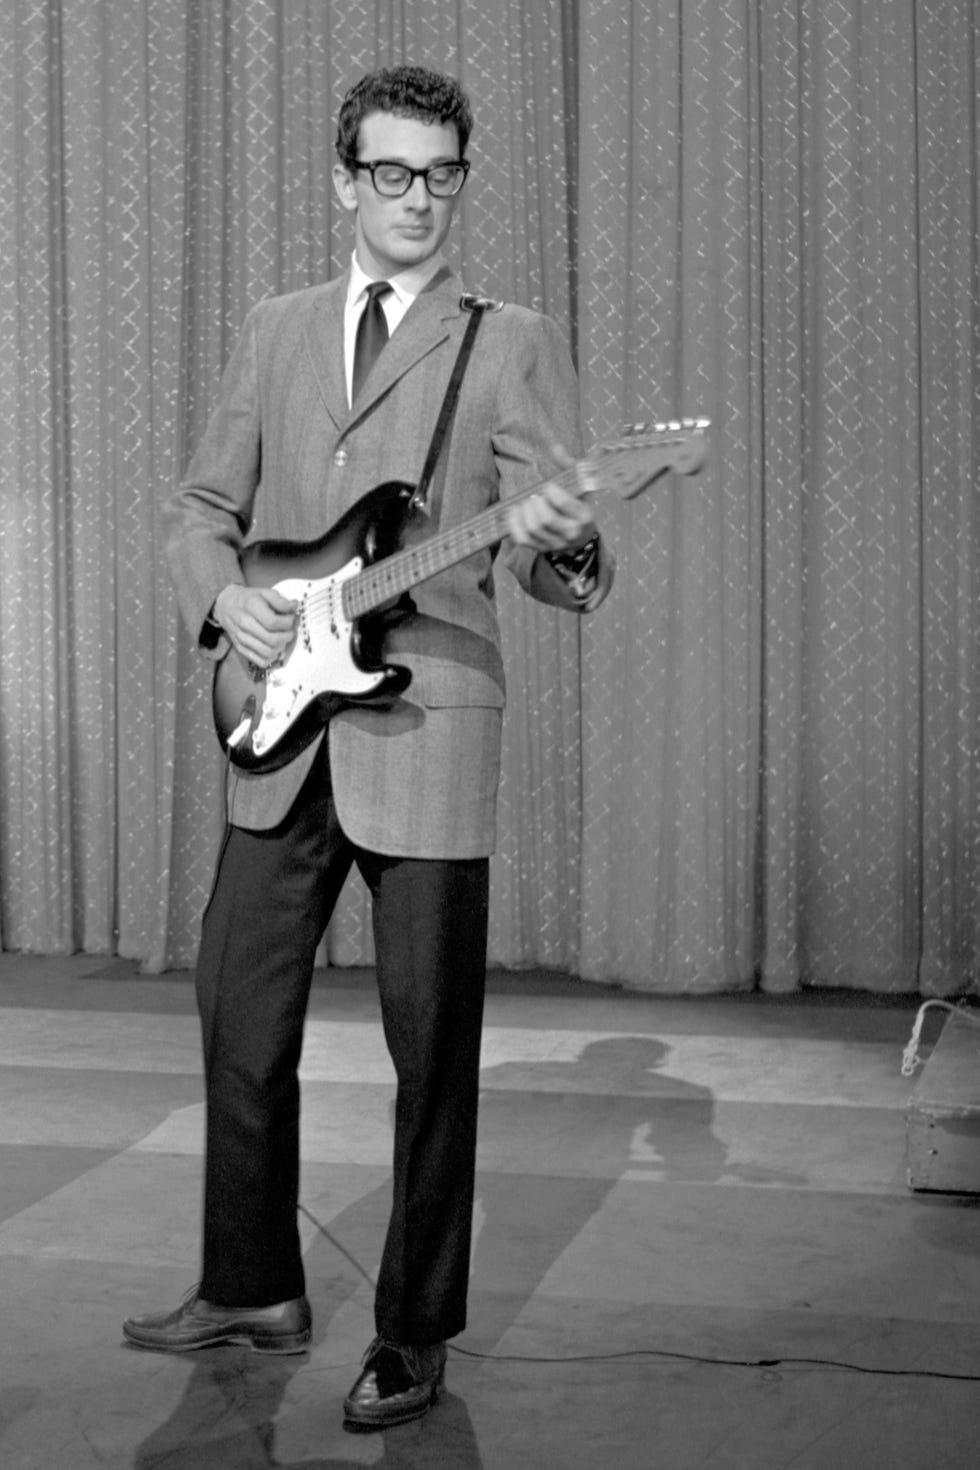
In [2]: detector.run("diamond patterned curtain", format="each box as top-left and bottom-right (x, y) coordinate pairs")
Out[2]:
(2, 1), (978, 994)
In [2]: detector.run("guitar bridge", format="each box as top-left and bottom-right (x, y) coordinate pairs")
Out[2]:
(298, 588), (312, 652)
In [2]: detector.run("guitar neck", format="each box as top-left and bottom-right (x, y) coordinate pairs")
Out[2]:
(340, 419), (709, 620)
(341, 471), (575, 620)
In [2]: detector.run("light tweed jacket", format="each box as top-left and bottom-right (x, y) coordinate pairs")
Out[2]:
(164, 266), (613, 856)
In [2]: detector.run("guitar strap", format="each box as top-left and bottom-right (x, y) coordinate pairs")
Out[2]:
(410, 293), (501, 513)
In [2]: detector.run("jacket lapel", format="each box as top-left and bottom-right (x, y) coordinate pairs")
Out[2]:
(304, 267), (465, 432)
(305, 280), (349, 427)
(349, 268), (463, 424)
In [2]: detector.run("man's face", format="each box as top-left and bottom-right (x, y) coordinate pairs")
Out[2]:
(332, 111), (463, 279)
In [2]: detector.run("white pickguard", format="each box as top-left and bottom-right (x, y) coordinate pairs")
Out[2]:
(240, 558), (386, 758)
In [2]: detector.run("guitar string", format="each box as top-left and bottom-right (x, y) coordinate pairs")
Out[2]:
(295, 424), (705, 629)
(343, 471), (569, 619)
(338, 425), (705, 620)
(226, 425), (705, 746)
(296, 467), (575, 632)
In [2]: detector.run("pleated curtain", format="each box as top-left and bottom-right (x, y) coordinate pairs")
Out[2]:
(1, 1), (977, 994)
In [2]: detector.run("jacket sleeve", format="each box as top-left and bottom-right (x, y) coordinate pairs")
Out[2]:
(490, 309), (614, 614)
(162, 307), (263, 655)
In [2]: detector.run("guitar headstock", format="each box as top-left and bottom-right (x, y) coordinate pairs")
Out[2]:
(590, 417), (710, 500)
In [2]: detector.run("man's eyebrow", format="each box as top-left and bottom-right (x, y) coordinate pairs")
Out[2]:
(366, 154), (462, 165)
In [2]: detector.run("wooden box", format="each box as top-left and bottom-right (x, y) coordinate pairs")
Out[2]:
(907, 1010), (980, 1194)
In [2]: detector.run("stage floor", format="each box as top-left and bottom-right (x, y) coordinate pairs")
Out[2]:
(0, 953), (977, 1469)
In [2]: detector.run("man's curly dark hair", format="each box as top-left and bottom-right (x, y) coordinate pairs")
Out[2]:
(335, 65), (474, 168)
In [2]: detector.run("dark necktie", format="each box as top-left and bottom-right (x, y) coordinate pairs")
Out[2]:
(352, 281), (392, 403)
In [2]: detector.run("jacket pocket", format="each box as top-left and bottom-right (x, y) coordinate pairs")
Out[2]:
(416, 663), (506, 709)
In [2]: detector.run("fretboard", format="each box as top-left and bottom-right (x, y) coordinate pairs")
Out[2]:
(340, 471), (577, 620)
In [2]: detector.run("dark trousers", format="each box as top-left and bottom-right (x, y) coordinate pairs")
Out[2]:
(194, 744), (489, 1346)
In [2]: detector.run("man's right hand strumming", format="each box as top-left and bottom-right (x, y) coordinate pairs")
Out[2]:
(213, 584), (299, 667)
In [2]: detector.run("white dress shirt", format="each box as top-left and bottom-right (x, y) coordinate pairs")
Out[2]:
(343, 252), (447, 406)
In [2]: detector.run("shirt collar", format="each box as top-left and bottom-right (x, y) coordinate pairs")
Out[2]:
(347, 251), (447, 309)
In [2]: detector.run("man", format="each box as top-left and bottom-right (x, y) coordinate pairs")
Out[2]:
(123, 65), (613, 1432)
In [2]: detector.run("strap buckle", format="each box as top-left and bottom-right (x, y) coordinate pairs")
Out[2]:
(459, 292), (504, 313)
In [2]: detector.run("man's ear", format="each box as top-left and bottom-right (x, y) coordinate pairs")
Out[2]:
(332, 163), (358, 214)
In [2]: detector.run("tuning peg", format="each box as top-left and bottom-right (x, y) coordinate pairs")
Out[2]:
(624, 416), (710, 437)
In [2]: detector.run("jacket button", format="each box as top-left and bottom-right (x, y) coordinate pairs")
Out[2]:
(333, 448), (348, 468)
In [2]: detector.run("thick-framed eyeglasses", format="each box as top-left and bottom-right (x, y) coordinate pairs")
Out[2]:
(353, 159), (471, 198)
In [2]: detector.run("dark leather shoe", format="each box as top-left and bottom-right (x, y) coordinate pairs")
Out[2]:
(122, 1291), (311, 1355)
(343, 1336), (447, 1432)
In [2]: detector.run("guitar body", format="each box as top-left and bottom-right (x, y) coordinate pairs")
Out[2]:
(210, 419), (710, 774)
(212, 480), (418, 773)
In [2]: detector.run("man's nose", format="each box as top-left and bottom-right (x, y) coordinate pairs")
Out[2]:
(404, 175), (431, 207)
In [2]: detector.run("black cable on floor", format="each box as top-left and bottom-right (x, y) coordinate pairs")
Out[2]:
(297, 1204), (980, 1385)
(448, 1342), (980, 1382)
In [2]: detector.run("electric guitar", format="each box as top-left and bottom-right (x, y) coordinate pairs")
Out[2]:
(212, 418), (709, 773)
